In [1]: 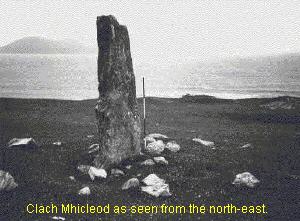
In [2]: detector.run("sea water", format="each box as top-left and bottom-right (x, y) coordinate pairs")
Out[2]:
(0, 54), (299, 100)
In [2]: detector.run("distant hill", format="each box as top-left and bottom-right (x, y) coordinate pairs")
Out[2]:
(0, 37), (97, 54)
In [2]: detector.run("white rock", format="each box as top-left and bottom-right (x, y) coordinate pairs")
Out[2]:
(142, 174), (165, 186)
(165, 141), (180, 152)
(141, 183), (171, 197)
(52, 216), (66, 221)
(192, 138), (214, 147)
(122, 178), (140, 190)
(0, 170), (18, 191)
(88, 167), (107, 181)
(78, 186), (91, 195)
(69, 176), (75, 181)
(140, 159), (155, 166)
(87, 135), (94, 138)
(7, 138), (38, 148)
(111, 169), (125, 176)
(232, 172), (260, 188)
(125, 165), (132, 170)
(53, 141), (62, 146)
(240, 143), (253, 149)
(153, 156), (168, 165)
(144, 136), (156, 143)
(145, 140), (165, 155)
(77, 165), (91, 175)
(146, 133), (168, 140)
(87, 144), (100, 154)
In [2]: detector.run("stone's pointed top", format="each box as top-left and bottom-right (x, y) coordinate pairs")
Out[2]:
(97, 15), (119, 26)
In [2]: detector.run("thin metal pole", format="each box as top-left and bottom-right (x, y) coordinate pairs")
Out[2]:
(143, 77), (146, 148)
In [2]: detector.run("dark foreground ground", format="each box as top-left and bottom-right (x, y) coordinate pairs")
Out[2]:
(0, 96), (299, 221)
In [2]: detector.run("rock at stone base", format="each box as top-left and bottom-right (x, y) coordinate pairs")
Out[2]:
(78, 186), (91, 195)
(192, 138), (214, 147)
(87, 144), (100, 154)
(140, 159), (155, 166)
(153, 156), (168, 165)
(77, 165), (91, 175)
(144, 136), (156, 144)
(88, 167), (107, 181)
(111, 168), (125, 176)
(141, 183), (171, 198)
(7, 138), (38, 148)
(122, 178), (140, 190)
(232, 172), (260, 188)
(145, 140), (165, 155)
(165, 141), (180, 152)
(146, 133), (168, 140)
(0, 170), (18, 191)
(94, 15), (141, 168)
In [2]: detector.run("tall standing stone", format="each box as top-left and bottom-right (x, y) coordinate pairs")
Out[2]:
(94, 15), (141, 168)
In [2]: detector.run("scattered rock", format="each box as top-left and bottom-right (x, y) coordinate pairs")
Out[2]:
(111, 169), (125, 176)
(260, 100), (295, 110)
(0, 170), (18, 191)
(7, 138), (38, 148)
(88, 167), (107, 181)
(232, 172), (260, 188)
(87, 144), (100, 154)
(125, 165), (132, 170)
(69, 176), (75, 181)
(77, 165), (91, 175)
(144, 136), (156, 144)
(78, 186), (91, 195)
(141, 174), (171, 197)
(240, 143), (253, 149)
(192, 138), (214, 147)
(165, 141), (180, 152)
(142, 174), (165, 186)
(53, 141), (62, 146)
(146, 133), (168, 140)
(153, 156), (168, 165)
(87, 135), (94, 138)
(145, 140), (165, 155)
(141, 184), (171, 197)
(52, 216), (66, 221)
(122, 178), (140, 190)
(140, 159), (155, 166)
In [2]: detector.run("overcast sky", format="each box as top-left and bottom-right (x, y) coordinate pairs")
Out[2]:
(1, 0), (300, 64)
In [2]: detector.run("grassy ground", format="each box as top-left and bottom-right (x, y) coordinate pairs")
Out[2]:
(0, 96), (299, 221)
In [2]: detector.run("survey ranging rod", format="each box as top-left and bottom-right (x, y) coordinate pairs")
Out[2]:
(143, 77), (146, 149)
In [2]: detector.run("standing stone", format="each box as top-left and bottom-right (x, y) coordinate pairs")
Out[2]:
(94, 15), (141, 168)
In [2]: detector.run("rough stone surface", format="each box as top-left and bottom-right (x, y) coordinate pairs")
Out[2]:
(121, 178), (140, 190)
(0, 170), (18, 191)
(145, 140), (165, 155)
(94, 15), (141, 168)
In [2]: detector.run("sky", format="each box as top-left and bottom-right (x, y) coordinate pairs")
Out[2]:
(1, 0), (300, 64)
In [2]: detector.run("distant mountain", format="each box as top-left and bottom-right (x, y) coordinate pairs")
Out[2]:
(0, 37), (97, 54)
